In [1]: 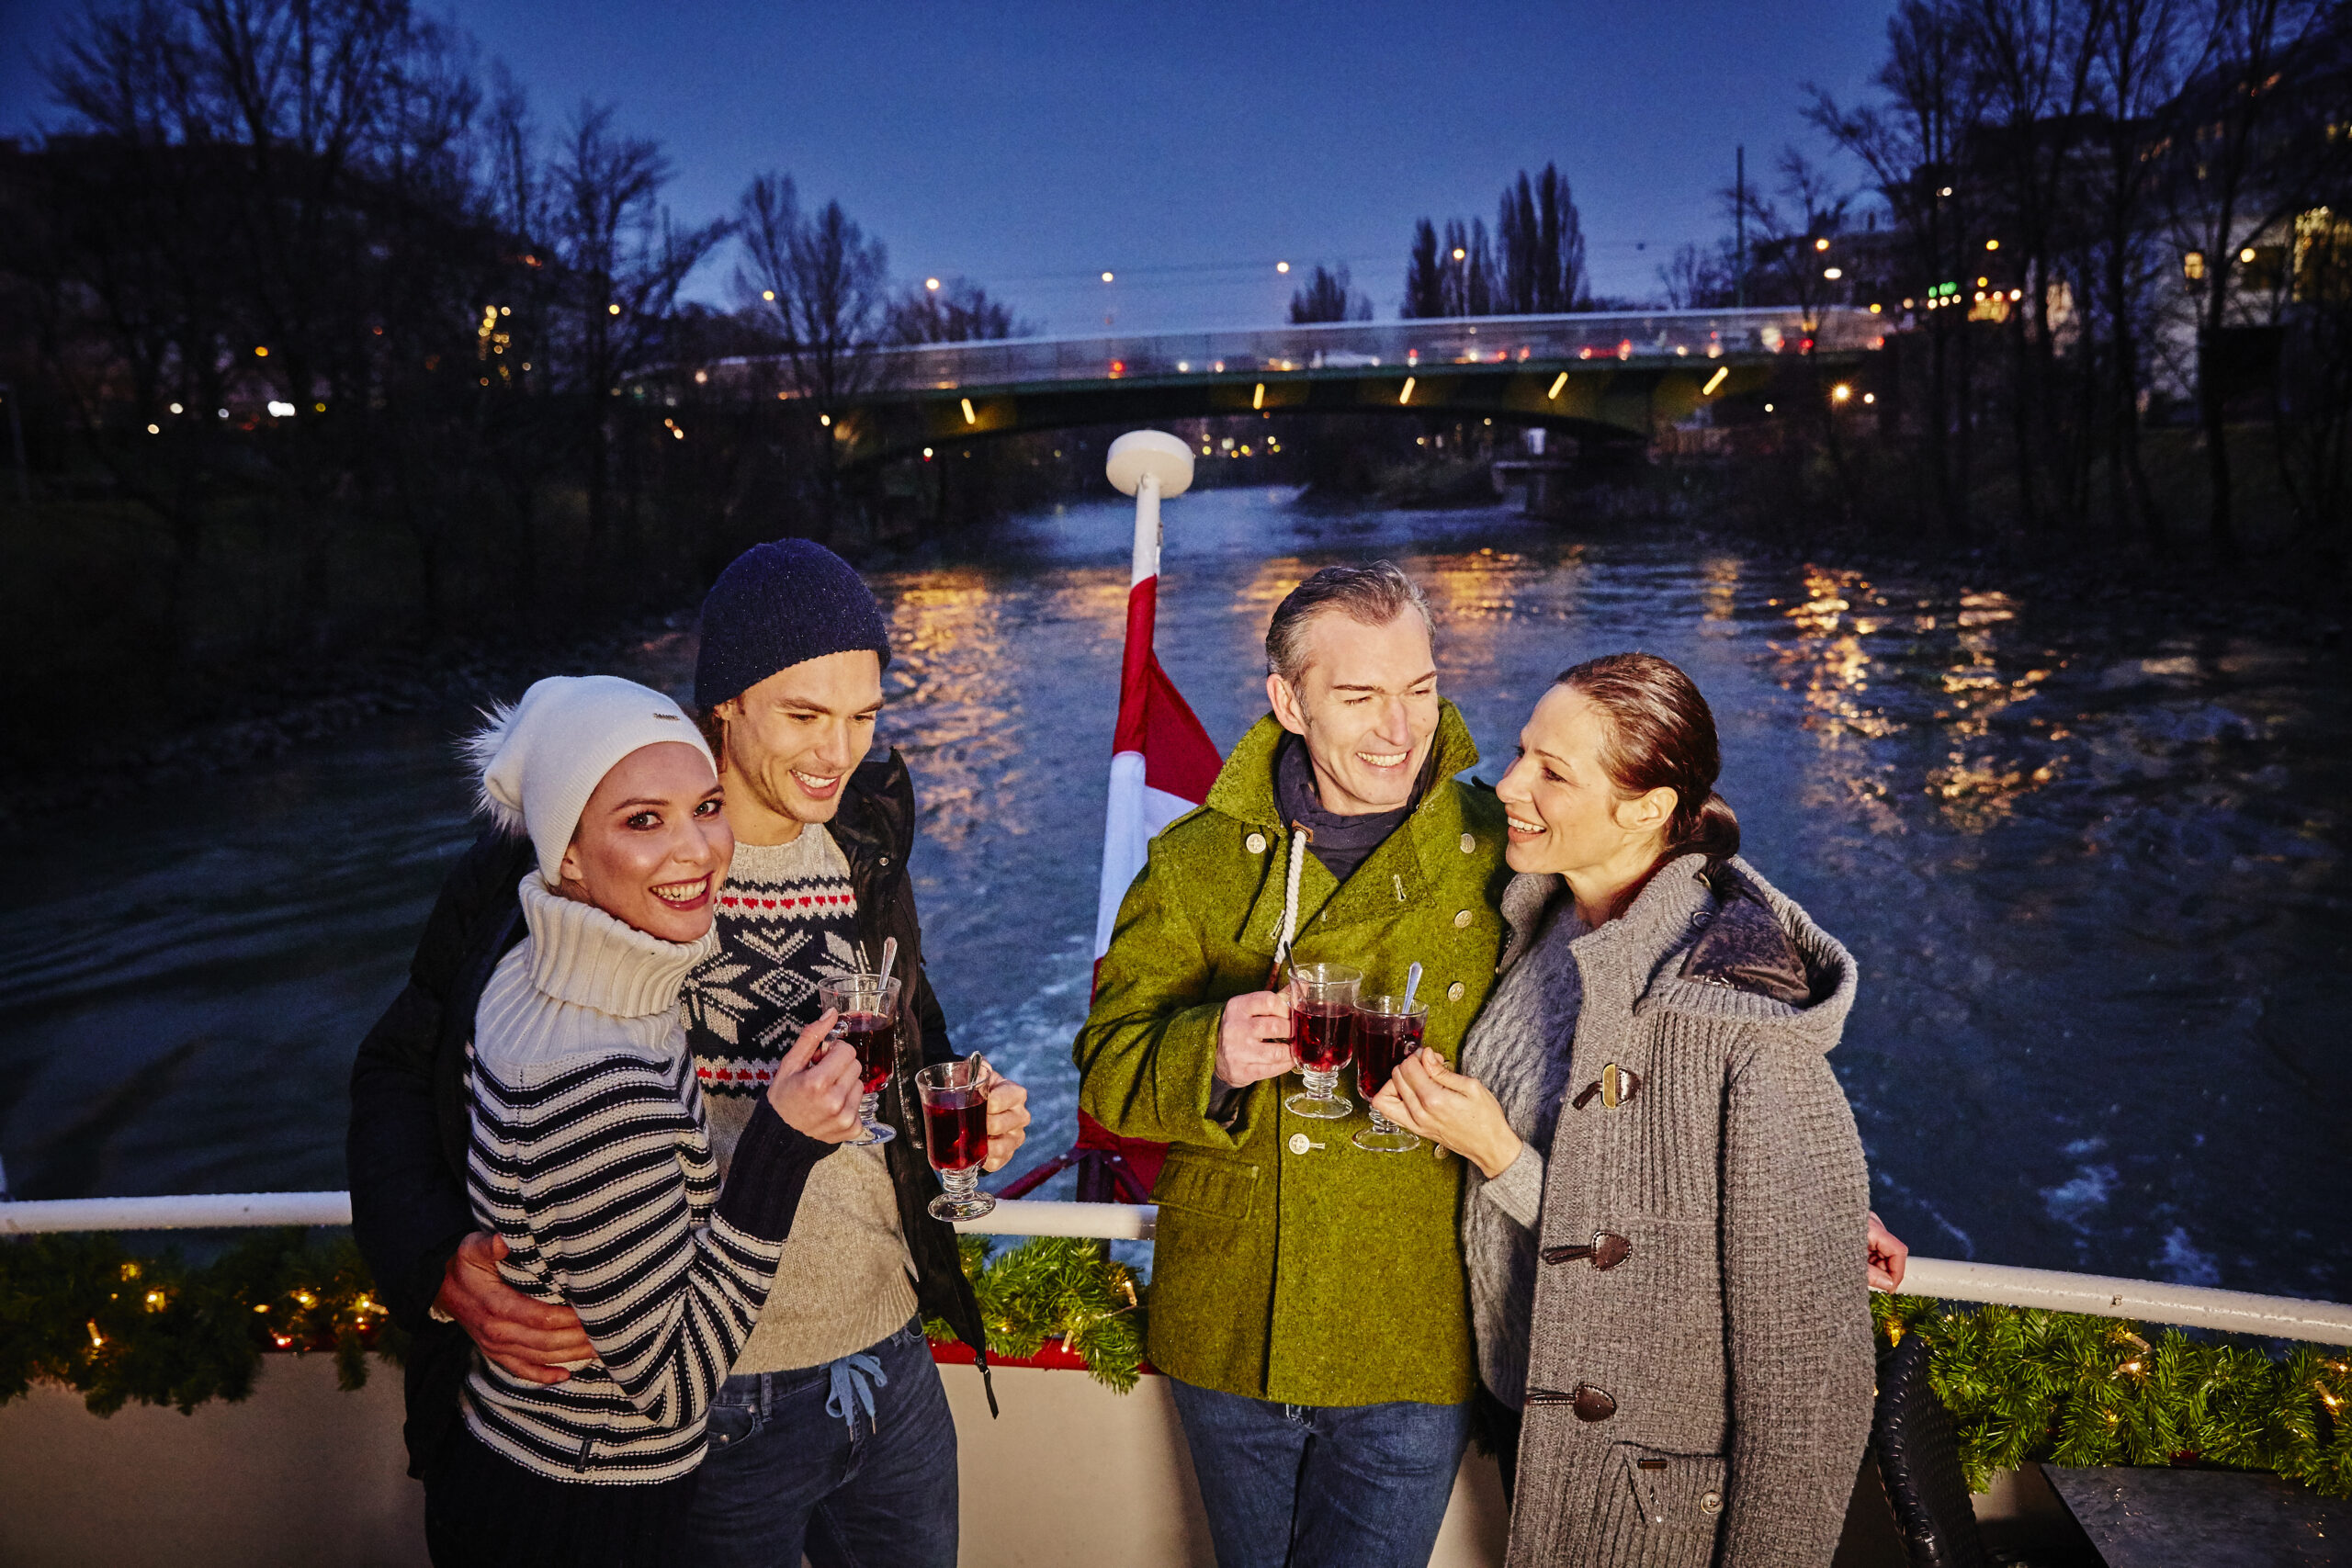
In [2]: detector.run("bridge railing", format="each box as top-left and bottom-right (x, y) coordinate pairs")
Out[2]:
(711, 308), (1887, 400)
(6, 1189), (2347, 1346)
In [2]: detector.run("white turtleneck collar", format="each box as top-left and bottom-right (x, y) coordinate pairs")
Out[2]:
(516, 874), (718, 1020)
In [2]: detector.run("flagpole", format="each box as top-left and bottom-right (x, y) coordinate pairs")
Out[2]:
(1095, 431), (1198, 957)
(1000, 431), (1211, 1205)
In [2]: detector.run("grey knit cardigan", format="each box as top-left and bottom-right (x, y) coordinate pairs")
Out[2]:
(1498, 853), (1873, 1568)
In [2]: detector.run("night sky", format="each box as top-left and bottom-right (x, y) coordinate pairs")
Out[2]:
(0, 0), (1903, 331)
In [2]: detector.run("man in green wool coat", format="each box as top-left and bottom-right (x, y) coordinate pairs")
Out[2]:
(1074, 561), (1510, 1568)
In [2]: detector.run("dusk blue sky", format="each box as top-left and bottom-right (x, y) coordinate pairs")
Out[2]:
(1, 0), (1904, 332)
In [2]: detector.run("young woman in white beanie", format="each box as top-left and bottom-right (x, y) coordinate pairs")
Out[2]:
(424, 674), (859, 1568)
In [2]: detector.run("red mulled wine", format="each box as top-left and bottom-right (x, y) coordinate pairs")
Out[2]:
(1290, 1001), (1355, 1073)
(922, 1088), (989, 1173)
(1355, 1010), (1423, 1099)
(838, 1013), (895, 1092)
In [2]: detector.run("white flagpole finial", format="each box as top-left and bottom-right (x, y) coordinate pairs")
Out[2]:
(1104, 429), (1193, 500)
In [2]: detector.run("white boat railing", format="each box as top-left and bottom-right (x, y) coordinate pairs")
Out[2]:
(6, 1190), (2346, 1345)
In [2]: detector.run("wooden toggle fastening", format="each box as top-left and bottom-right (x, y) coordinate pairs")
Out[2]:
(1527, 1384), (1619, 1423)
(1570, 1063), (1642, 1111)
(1541, 1230), (1634, 1270)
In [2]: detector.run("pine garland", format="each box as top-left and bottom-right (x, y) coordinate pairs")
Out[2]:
(1, 1228), (1147, 1416)
(924, 1235), (1151, 1393)
(0, 1230), (404, 1416)
(13, 1228), (2346, 1500)
(1874, 1293), (2352, 1498)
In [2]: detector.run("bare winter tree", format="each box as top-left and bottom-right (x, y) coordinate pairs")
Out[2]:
(1497, 164), (1589, 311)
(1657, 241), (1739, 308)
(1810, 0), (1992, 538)
(549, 103), (728, 572)
(735, 172), (890, 416)
(1288, 264), (1373, 322)
(888, 276), (1031, 343)
(1400, 220), (1445, 317)
(2165, 0), (2338, 557)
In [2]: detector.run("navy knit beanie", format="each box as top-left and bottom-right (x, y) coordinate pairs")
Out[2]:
(693, 539), (892, 709)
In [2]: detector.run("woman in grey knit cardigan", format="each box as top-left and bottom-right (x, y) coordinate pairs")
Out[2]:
(1374, 652), (1874, 1568)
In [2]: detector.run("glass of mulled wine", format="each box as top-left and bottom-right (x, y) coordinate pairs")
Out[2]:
(819, 973), (902, 1146)
(1284, 962), (1360, 1120)
(915, 1054), (998, 1221)
(1351, 993), (1426, 1153)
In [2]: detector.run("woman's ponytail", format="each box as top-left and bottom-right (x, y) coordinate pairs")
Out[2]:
(1679, 789), (1741, 868)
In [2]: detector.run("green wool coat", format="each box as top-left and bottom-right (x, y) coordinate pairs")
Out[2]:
(1074, 702), (1511, 1406)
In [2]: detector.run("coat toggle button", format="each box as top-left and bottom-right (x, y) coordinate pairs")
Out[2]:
(1453, 909), (1472, 929)
(1287, 1133), (1325, 1156)
(1446, 981), (1464, 1002)
(1541, 1230), (1633, 1270)
(1246, 832), (1267, 854)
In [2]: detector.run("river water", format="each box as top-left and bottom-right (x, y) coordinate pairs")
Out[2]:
(1, 489), (2344, 1300)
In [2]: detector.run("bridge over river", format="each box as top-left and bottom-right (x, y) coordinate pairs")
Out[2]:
(706, 306), (1888, 463)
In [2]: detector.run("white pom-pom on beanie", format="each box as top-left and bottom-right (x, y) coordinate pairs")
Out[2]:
(463, 675), (716, 886)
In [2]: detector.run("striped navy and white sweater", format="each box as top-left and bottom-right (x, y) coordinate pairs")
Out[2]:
(462, 874), (826, 1483)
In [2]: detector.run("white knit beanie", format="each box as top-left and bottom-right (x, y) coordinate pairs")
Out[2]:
(463, 675), (717, 886)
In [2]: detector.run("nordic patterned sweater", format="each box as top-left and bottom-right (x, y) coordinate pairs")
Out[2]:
(684, 829), (920, 1372)
(462, 874), (826, 1483)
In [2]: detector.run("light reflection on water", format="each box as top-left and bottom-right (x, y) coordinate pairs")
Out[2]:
(0, 488), (2342, 1302)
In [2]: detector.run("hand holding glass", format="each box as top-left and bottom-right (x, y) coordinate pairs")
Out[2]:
(916, 1054), (998, 1221)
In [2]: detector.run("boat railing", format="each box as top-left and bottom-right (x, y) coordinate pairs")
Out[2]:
(6, 1189), (2346, 1346)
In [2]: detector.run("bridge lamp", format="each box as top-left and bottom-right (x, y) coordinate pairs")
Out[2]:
(1824, 267), (1842, 280)
(1832, 383), (1853, 403)
(1985, 239), (1999, 251)
(1398, 376), (1417, 405)
(1546, 372), (1568, 400)
(820, 413), (832, 426)
(608, 303), (621, 315)
(923, 446), (933, 459)
(1702, 367), (1729, 397)
(961, 398), (978, 424)
(763, 290), (775, 301)
(1276, 262), (1290, 274)
(926, 277), (942, 291)
(2239, 246), (2257, 264)
(1451, 247), (1466, 262)
(1814, 237), (1830, 252)
(1102, 271), (1114, 283)
(1252, 383), (1265, 410)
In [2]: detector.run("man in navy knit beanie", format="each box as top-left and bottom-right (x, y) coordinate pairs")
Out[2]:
(360, 536), (1032, 1568)
(694, 537), (894, 711)
(679, 536), (1030, 1568)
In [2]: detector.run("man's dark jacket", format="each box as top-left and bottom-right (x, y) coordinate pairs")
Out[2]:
(347, 750), (991, 1478)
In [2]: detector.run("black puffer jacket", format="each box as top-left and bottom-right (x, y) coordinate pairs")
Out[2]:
(347, 749), (990, 1479)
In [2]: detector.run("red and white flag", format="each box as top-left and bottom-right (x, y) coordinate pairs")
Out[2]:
(1093, 446), (1222, 958)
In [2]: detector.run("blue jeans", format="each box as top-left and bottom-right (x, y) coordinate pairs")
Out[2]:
(1168, 1378), (1472, 1568)
(686, 1319), (957, 1568)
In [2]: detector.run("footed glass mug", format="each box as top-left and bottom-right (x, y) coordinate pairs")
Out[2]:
(1284, 962), (1360, 1120)
(820, 973), (901, 1146)
(1351, 993), (1425, 1153)
(915, 1054), (998, 1221)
